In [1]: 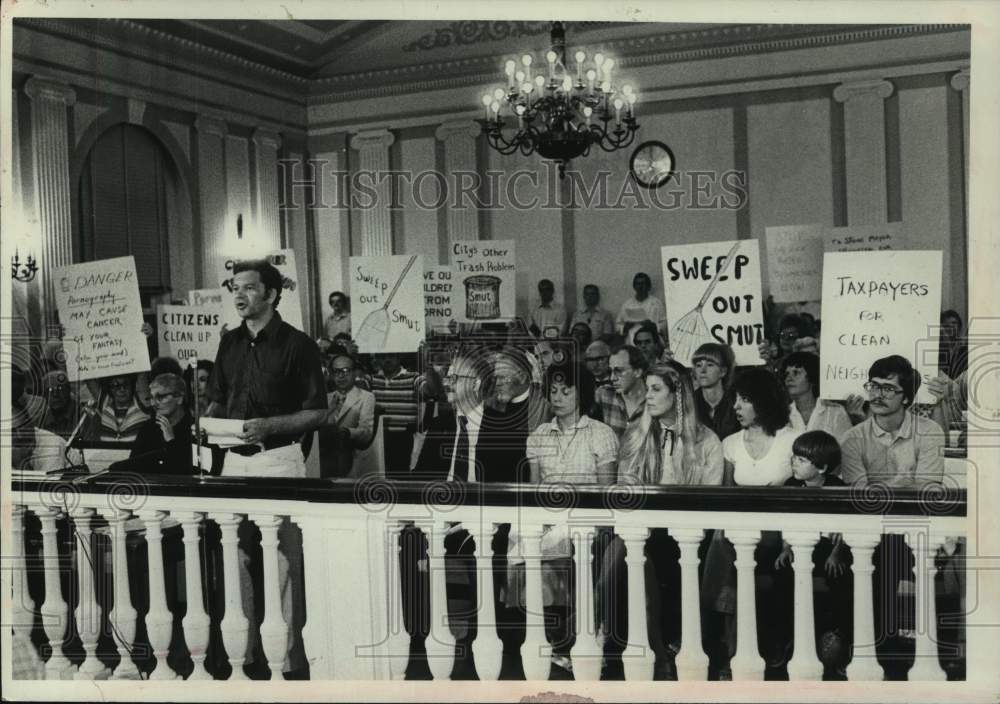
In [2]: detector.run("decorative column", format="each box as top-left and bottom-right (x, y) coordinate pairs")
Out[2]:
(672, 528), (710, 681)
(426, 521), (456, 680)
(252, 128), (283, 250)
(520, 525), (551, 680)
(435, 120), (481, 249)
(843, 532), (883, 681)
(350, 129), (396, 255)
(728, 529), (764, 680)
(179, 513), (212, 679)
(70, 508), (107, 679)
(39, 507), (73, 679)
(297, 514), (334, 680)
(620, 527), (653, 681)
(24, 77), (76, 328)
(108, 509), (140, 680)
(139, 510), (178, 680)
(383, 521), (411, 680)
(11, 506), (44, 679)
(471, 522), (503, 681)
(784, 531), (823, 680)
(950, 69), (970, 205)
(210, 513), (249, 679)
(571, 527), (603, 682)
(195, 116), (229, 287)
(250, 514), (288, 679)
(833, 79), (894, 225)
(907, 531), (947, 681)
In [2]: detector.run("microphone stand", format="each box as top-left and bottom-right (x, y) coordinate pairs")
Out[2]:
(191, 356), (207, 483)
(58, 402), (95, 474)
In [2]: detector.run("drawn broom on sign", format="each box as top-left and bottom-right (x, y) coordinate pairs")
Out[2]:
(669, 240), (743, 364)
(355, 255), (418, 351)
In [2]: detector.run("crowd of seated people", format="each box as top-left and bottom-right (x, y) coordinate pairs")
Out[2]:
(8, 271), (969, 682)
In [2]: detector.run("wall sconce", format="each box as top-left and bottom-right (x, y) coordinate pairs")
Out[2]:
(11, 249), (38, 283)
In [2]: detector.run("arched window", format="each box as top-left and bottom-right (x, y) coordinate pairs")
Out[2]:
(77, 124), (176, 301)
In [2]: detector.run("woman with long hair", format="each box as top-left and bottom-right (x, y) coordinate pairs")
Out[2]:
(182, 359), (215, 418)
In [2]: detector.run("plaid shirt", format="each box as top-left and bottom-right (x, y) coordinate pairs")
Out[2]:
(595, 385), (644, 438)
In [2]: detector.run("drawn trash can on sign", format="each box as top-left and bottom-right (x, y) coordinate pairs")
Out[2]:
(464, 275), (501, 319)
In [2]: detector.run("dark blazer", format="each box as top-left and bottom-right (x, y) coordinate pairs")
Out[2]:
(412, 406), (480, 482)
(478, 393), (535, 484)
(120, 413), (196, 474)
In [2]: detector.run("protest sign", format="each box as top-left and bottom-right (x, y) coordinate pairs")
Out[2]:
(765, 224), (824, 302)
(661, 239), (765, 367)
(424, 264), (456, 332)
(218, 249), (303, 331)
(53, 255), (150, 381)
(451, 239), (516, 322)
(350, 254), (424, 353)
(819, 250), (942, 401)
(187, 287), (226, 308)
(825, 223), (901, 252)
(157, 304), (225, 364)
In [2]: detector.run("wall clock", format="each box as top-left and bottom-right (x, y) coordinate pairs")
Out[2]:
(629, 141), (675, 189)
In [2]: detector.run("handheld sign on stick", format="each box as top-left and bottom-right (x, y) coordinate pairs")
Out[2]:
(669, 240), (743, 364)
(354, 255), (418, 351)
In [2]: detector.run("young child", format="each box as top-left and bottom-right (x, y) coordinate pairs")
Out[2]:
(775, 430), (852, 679)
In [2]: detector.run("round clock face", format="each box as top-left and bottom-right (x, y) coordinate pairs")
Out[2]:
(630, 141), (675, 189)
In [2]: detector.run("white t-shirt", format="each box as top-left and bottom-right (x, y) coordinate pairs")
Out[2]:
(722, 425), (800, 486)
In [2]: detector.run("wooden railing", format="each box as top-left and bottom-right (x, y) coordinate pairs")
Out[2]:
(9, 469), (966, 681)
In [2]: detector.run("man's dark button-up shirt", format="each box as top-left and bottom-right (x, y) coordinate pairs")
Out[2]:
(207, 311), (327, 449)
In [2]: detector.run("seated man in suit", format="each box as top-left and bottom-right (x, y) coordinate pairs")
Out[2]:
(319, 352), (375, 478)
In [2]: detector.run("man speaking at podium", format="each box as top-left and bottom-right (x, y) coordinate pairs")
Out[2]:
(204, 259), (328, 477)
(203, 258), (327, 677)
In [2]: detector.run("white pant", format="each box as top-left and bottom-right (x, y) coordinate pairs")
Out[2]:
(222, 443), (306, 478)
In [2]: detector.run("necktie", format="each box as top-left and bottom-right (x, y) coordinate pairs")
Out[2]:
(330, 392), (343, 419)
(453, 415), (470, 482)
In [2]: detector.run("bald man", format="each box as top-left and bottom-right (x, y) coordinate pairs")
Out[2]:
(584, 340), (612, 387)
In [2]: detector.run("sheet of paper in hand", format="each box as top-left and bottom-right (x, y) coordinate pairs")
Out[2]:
(53, 256), (150, 381)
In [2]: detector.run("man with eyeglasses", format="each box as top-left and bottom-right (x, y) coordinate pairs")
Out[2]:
(595, 345), (649, 438)
(584, 340), (612, 387)
(319, 353), (375, 478)
(128, 373), (196, 473)
(840, 355), (944, 487)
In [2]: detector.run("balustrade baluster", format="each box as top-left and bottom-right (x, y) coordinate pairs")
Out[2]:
(620, 528), (653, 681)
(673, 528), (710, 681)
(12, 506), (44, 679)
(520, 526), (551, 680)
(71, 508), (107, 679)
(426, 521), (456, 680)
(108, 509), (140, 680)
(250, 514), (288, 678)
(377, 521), (409, 680)
(842, 532), (883, 680)
(178, 512), (212, 679)
(571, 527), (602, 681)
(210, 513), (249, 679)
(39, 508), (73, 679)
(139, 510), (179, 680)
(471, 522), (502, 681)
(908, 531), (947, 681)
(785, 531), (823, 680)
(728, 529), (763, 680)
(297, 514), (334, 680)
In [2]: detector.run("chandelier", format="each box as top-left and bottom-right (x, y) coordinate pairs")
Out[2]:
(478, 21), (639, 177)
(11, 249), (38, 283)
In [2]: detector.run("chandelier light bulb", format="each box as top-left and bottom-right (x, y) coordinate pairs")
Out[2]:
(491, 101), (500, 114)
(521, 54), (532, 67)
(515, 104), (527, 115)
(603, 58), (614, 71)
(613, 97), (624, 110)
(494, 87), (506, 101)
(601, 80), (612, 93)
(627, 91), (637, 103)
(583, 106), (593, 117)
(622, 84), (633, 96)
(546, 50), (557, 64)
(594, 53), (605, 67)
(482, 93), (493, 106)
(562, 74), (573, 92)
(515, 70), (525, 82)
(505, 60), (516, 75)
(586, 68), (597, 84)
(522, 82), (533, 94)
(575, 50), (586, 64)
(535, 75), (545, 88)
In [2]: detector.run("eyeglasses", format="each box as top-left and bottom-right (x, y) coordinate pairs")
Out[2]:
(493, 374), (517, 385)
(109, 380), (131, 389)
(446, 374), (478, 384)
(331, 368), (354, 376)
(863, 381), (904, 397)
(151, 393), (179, 403)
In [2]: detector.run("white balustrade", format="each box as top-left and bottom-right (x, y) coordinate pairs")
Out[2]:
(426, 520), (456, 680)
(210, 513), (249, 679)
(908, 531), (948, 681)
(71, 507), (108, 679)
(672, 528), (710, 681)
(250, 513), (288, 679)
(620, 527), (654, 681)
(728, 529), (764, 681)
(179, 512), (212, 679)
(11, 506), (44, 679)
(520, 525), (551, 680)
(108, 509), (140, 680)
(571, 527), (603, 681)
(297, 513), (335, 680)
(38, 507), (74, 679)
(785, 531), (824, 680)
(471, 523), (502, 681)
(139, 509), (179, 680)
(844, 532), (883, 681)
